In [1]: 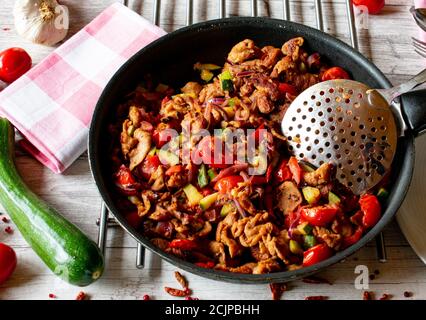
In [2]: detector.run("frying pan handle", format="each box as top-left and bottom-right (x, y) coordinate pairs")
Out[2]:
(401, 89), (426, 136)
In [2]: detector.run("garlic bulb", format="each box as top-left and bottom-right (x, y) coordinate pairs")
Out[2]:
(13, 0), (69, 46)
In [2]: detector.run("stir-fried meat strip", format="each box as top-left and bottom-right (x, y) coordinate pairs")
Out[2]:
(110, 38), (383, 274)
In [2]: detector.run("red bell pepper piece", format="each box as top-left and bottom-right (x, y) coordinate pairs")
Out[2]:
(250, 176), (267, 185)
(303, 244), (333, 267)
(341, 227), (363, 249)
(359, 194), (381, 228)
(274, 159), (292, 183)
(195, 261), (215, 268)
(165, 164), (183, 176)
(278, 83), (298, 96)
(214, 175), (244, 194)
(169, 239), (199, 251)
(288, 157), (302, 185)
(140, 155), (161, 180)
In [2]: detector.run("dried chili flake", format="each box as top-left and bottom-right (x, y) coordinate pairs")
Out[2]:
(302, 276), (332, 285)
(403, 291), (412, 298)
(185, 296), (199, 300)
(174, 271), (188, 289)
(48, 293), (56, 299)
(269, 283), (287, 301)
(4, 226), (13, 234)
(379, 293), (391, 300)
(363, 291), (374, 300)
(164, 287), (187, 297)
(2, 28), (10, 31)
(2, 217), (9, 223)
(305, 295), (328, 300)
(374, 269), (380, 275)
(143, 294), (150, 300)
(369, 274), (375, 280)
(75, 291), (87, 300)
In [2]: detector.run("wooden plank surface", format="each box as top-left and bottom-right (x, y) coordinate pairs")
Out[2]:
(0, 0), (425, 300)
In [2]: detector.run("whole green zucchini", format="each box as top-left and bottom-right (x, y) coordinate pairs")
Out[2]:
(0, 118), (104, 286)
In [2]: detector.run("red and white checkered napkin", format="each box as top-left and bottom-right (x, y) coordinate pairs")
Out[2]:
(0, 3), (165, 173)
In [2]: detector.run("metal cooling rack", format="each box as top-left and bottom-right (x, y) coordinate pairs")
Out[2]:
(96, 0), (387, 269)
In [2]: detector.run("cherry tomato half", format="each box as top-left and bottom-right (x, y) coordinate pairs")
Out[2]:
(303, 244), (333, 267)
(359, 194), (381, 228)
(321, 67), (350, 81)
(353, 0), (385, 15)
(0, 243), (17, 285)
(0, 48), (32, 83)
(301, 205), (339, 227)
(214, 175), (244, 194)
(140, 155), (161, 180)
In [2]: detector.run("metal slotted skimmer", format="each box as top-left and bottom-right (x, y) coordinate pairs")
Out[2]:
(282, 70), (426, 195)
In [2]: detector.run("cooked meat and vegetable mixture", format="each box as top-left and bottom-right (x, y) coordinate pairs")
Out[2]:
(109, 38), (385, 274)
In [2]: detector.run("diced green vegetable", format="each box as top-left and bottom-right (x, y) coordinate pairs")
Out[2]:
(183, 184), (204, 206)
(219, 70), (232, 80)
(297, 222), (313, 235)
(194, 62), (221, 71)
(148, 147), (157, 156)
(377, 188), (389, 200)
(289, 240), (303, 255)
(220, 202), (235, 217)
(200, 192), (218, 211)
(300, 162), (315, 172)
(158, 149), (180, 166)
(198, 164), (209, 188)
(328, 191), (341, 205)
(303, 235), (317, 249)
(228, 97), (239, 107)
(302, 186), (321, 204)
(219, 70), (234, 92)
(207, 168), (217, 180)
(201, 69), (214, 82)
(128, 196), (141, 205)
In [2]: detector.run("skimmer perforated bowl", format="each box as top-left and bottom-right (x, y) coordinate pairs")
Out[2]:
(282, 70), (426, 195)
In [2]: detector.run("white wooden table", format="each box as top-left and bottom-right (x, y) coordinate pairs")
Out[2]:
(0, 0), (425, 300)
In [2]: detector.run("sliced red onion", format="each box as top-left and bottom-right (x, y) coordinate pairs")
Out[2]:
(208, 97), (226, 105)
(240, 171), (250, 182)
(233, 198), (248, 218)
(211, 104), (229, 121)
(236, 70), (255, 77)
(204, 103), (212, 122)
(287, 210), (301, 240)
(307, 53), (321, 69)
(211, 163), (249, 183)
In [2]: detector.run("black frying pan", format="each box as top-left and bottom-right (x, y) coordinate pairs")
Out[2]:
(88, 17), (425, 283)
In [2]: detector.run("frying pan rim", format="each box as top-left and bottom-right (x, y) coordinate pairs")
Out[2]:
(88, 17), (415, 283)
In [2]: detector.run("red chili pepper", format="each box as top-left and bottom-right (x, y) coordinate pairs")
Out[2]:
(0, 243), (17, 285)
(4, 226), (13, 234)
(115, 165), (136, 186)
(0, 47), (32, 83)
(301, 205), (339, 227)
(278, 83), (298, 96)
(169, 239), (199, 251)
(274, 159), (292, 183)
(2, 216), (8, 223)
(359, 194), (381, 228)
(303, 244), (333, 267)
(288, 157), (302, 185)
(195, 261), (215, 268)
(341, 226), (364, 249)
(143, 294), (150, 300)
